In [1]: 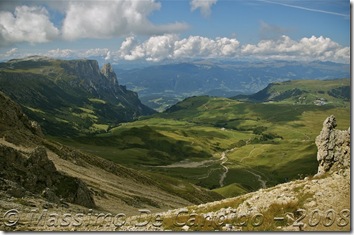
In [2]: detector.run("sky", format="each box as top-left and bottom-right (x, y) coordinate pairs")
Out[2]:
(0, 0), (350, 64)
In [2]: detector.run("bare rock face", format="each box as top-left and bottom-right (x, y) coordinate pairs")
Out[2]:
(101, 63), (118, 86)
(0, 91), (43, 145)
(0, 92), (95, 208)
(0, 144), (95, 208)
(315, 115), (350, 176)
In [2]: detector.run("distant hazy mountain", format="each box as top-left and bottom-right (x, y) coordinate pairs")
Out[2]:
(114, 60), (349, 111)
(0, 56), (155, 136)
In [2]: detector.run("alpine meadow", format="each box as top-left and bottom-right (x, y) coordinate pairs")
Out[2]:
(0, 0), (350, 232)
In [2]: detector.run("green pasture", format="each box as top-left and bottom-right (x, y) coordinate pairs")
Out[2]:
(55, 95), (350, 197)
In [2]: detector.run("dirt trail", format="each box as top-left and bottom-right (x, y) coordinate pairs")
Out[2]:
(219, 151), (228, 187)
(153, 147), (236, 188)
(218, 147), (237, 187)
(246, 170), (267, 188)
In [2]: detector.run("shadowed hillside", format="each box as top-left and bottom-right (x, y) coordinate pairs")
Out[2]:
(0, 92), (223, 231)
(0, 56), (155, 136)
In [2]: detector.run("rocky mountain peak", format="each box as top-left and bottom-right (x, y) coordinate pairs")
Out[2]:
(315, 115), (350, 176)
(101, 63), (118, 85)
(60, 59), (122, 94)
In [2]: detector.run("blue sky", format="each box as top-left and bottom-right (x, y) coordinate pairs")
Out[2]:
(0, 0), (350, 63)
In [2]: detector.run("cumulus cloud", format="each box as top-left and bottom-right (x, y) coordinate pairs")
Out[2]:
(0, 5), (59, 46)
(241, 35), (349, 62)
(117, 34), (240, 62)
(0, 0), (188, 46)
(190, 0), (218, 16)
(174, 36), (240, 58)
(1, 34), (348, 64)
(115, 34), (349, 63)
(62, 0), (188, 40)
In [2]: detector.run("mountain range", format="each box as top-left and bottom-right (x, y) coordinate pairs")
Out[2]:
(114, 60), (349, 111)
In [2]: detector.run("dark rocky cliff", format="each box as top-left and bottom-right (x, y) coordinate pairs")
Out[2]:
(0, 57), (155, 136)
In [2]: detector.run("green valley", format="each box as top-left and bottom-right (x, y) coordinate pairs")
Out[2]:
(0, 57), (349, 200)
(54, 79), (350, 197)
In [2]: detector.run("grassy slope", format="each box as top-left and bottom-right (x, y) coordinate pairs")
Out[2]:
(57, 89), (349, 198)
(235, 78), (350, 105)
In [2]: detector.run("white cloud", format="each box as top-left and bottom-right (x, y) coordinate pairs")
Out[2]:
(0, 48), (20, 60)
(105, 51), (112, 61)
(117, 36), (142, 61)
(117, 34), (240, 62)
(137, 34), (178, 62)
(0, 1), (188, 46)
(46, 48), (76, 58)
(190, 0), (218, 16)
(241, 35), (349, 62)
(62, 0), (188, 40)
(115, 34), (349, 63)
(0, 5), (60, 46)
(4, 48), (18, 57)
(44, 48), (113, 60)
(174, 36), (240, 58)
(83, 48), (110, 58)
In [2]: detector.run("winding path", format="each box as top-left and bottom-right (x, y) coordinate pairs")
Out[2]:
(218, 147), (237, 187)
(246, 170), (267, 188)
(153, 147), (237, 189)
(219, 151), (229, 187)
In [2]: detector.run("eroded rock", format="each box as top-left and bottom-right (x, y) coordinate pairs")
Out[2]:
(0, 144), (95, 208)
(315, 115), (350, 176)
